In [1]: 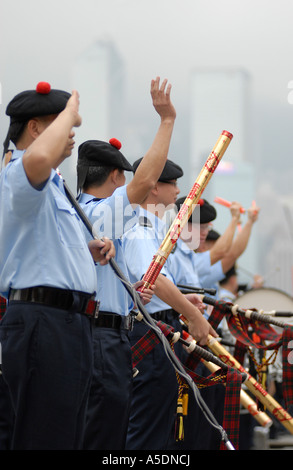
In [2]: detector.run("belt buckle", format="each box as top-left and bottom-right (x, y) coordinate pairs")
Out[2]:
(93, 300), (100, 319)
(85, 299), (100, 319)
(128, 312), (135, 331)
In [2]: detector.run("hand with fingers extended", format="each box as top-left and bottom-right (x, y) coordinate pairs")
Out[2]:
(151, 76), (176, 122)
(65, 90), (82, 128)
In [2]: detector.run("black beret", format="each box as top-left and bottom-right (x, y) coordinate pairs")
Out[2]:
(6, 82), (71, 121)
(77, 138), (133, 192)
(206, 229), (220, 241)
(133, 157), (183, 181)
(77, 139), (133, 171)
(175, 197), (217, 224)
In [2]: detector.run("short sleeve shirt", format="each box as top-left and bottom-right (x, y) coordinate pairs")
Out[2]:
(122, 208), (175, 314)
(78, 186), (139, 315)
(0, 150), (97, 298)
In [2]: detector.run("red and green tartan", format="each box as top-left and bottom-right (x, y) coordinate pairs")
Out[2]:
(131, 320), (242, 449)
(131, 320), (174, 368)
(0, 295), (6, 321)
(209, 300), (293, 409)
(220, 367), (242, 450)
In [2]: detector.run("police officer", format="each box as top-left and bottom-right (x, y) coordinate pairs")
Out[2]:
(76, 77), (177, 450)
(122, 158), (217, 450)
(0, 82), (115, 450)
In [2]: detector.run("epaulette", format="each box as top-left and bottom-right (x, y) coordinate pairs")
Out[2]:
(139, 216), (152, 228)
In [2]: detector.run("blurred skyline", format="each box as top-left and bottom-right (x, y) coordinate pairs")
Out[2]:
(1, 0), (293, 295)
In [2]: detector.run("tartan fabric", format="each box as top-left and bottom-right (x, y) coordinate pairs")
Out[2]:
(227, 313), (282, 352)
(233, 340), (247, 365)
(184, 356), (228, 388)
(282, 325), (293, 408)
(184, 350), (242, 450)
(0, 295), (6, 321)
(131, 319), (242, 449)
(220, 367), (242, 450)
(131, 320), (174, 368)
(210, 300), (293, 413)
(208, 300), (229, 330)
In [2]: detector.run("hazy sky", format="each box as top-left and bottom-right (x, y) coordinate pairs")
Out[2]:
(1, 0), (293, 291)
(1, 0), (293, 114)
(1, 0), (293, 171)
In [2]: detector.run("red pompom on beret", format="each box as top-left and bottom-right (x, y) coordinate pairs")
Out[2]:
(198, 198), (204, 206)
(109, 138), (122, 150)
(36, 81), (51, 94)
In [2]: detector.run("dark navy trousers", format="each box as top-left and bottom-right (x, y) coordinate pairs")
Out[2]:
(126, 311), (184, 450)
(83, 325), (133, 450)
(0, 301), (93, 450)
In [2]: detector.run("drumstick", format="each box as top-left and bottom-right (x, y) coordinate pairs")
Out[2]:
(214, 196), (246, 214)
(182, 330), (273, 428)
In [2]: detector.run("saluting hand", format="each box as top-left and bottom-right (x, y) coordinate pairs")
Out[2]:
(66, 90), (82, 128)
(88, 237), (116, 266)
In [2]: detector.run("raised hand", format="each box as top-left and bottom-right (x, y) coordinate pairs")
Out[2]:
(151, 77), (176, 122)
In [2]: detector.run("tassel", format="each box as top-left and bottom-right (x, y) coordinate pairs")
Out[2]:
(175, 397), (184, 441)
(182, 387), (189, 416)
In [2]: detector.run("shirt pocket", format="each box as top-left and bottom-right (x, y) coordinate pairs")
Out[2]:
(54, 196), (85, 248)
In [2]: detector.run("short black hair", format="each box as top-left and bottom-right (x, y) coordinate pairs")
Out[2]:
(8, 120), (28, 147)
(82, 166), (124, 190)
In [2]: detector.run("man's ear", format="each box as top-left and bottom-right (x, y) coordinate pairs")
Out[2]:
(151, 182), (159, 196)
(27, 119), (41, 140)
(110, 168), (120, 184)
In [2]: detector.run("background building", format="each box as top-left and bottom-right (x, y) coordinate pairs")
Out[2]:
(189, 69), (258, 288)
(60, 39), (126, 191)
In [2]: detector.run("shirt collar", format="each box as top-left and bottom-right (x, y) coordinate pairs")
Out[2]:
(139, 207), (167, 235)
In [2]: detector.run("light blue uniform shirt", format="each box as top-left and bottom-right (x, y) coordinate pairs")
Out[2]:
(0, 150), (97, 298)
(168, 238), (202, 288)
(122, 207), (175, 314)
(195, 251), (225, 297)
(78, 185), (139, 316)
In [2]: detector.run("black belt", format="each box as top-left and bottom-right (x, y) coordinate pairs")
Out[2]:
(132, 309), (177, 323)
(151, 309), (178, 322)
(93, 312), (133, 330)
(8, 286), (100, 319)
